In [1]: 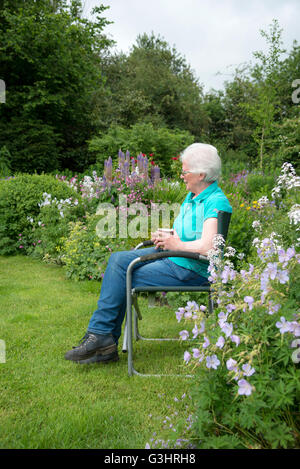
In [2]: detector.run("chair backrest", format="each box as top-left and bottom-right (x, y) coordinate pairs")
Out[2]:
(217, 210), (231, 241)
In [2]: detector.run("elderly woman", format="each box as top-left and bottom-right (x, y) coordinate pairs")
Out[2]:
(65, 143), (232, 364)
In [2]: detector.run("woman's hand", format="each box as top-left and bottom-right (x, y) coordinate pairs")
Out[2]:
(151, 230), (183, 251)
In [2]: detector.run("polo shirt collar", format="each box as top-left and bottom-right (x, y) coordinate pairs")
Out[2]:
(187, 181), (218, 203)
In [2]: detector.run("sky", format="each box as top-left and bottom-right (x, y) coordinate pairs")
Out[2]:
(81, 0), (300, 92)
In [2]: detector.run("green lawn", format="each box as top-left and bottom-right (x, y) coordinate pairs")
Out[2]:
(0, 256), (196, 449)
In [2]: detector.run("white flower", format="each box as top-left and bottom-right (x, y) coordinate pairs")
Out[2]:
(252, 220), (261, 231)
(288, 204), (300, 226)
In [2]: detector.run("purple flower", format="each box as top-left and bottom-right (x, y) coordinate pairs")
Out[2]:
(278, 247), (295, 263)
(216, 336), (225, 348)
(230, 335), (240, 346)
(242, 363), (255, 376)
(238, 379), (253, 396)
(179, 330), (189, 340)
(289, 321), (300, 337)
(221, 322), (233, 338)
(276, 269), (289, 284)
(266, 262), (277, 280)
(192, 348), (204, 362)
(226, 358), (238, 371)
(267, 301), (281, 315)
(206, 355), (220, 370)
(226, 303), (236, 313)
(183, 351), (191, 363)
(218, 311), (228, 327)
(185, 301), (199, 312)
(275, 317), (293, 334)
(175, 308), (185, 322)
(244, 296), (254, 310)
(192, 324), (200, 339)
(203, 336), (210, 348)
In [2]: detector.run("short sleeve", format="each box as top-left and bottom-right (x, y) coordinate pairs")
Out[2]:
(204, 193), (232, 221)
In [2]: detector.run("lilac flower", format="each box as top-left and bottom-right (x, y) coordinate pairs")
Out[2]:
(244, 296), (254, 310)
(289, 321), (300, 337)
(218, 311), (228, 327)
(238, 379), (253, 396)
(175, 308), (185, 322)
(192, 348), (204, 362)
(242, 363), (255, 376)
(179, 330), (189, 340)
(230, 335), (240, 346)
(216, 336), (225, 348)
(266, 262), (277, 280)
(226, 303), (236, 313)
(192, 324), (200, 339)
(200, 305), (207, 312)
(221, 322), (233, 338)
(260, 271), (269, 293)
(203, 336), (210, 348)
(183, 351), (191, 363)
(278, 247), (295, 263)
(206, 355), (220, 370)
(184, 311), (193, 319)
(199, 320), (205, 333)
(275, 317), (293, 334)
(276, 269), (289, 284)
(226, 358), (238, 371)
(185, 301), (199, 312)
(221, 265), (236, 283)
(267, 301), (281, 315)
(291, 339), (300, 348)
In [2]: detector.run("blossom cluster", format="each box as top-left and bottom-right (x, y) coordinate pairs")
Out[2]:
(271, 162), (300, 199)
(38, 192), (79, 218)
(178, 232), (300, 397)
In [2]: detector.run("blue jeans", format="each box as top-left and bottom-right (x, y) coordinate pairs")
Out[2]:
(87, 247), (209, 343)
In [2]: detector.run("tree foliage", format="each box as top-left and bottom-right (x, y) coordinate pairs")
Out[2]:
(0, 4), (299, 173)
(0, 0), (112, 172)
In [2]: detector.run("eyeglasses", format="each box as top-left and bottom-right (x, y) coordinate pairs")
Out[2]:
(181, 170), (196, 175)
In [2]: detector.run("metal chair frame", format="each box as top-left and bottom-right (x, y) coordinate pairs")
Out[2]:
(123, 210), (231, 377)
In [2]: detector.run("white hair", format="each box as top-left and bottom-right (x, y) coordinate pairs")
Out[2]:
(180, 143), (221, 182)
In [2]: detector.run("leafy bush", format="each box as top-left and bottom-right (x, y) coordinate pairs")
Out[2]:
(19, 193), (85, 262)
(60, 214), (135, 281)
(0, 174), (83, 255)
(88, 122), (194, 176)
(178, 240), (299, 449)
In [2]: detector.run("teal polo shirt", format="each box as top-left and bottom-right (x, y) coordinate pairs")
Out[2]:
(169, 181), (232, 278)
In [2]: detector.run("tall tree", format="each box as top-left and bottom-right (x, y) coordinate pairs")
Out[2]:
(242, 19), (286, 169)
(0, 0), (112, 172)
(98, 33), (207, 138)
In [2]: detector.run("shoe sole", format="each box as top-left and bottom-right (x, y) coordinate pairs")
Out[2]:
(65, 343), (117, 362)
(77, 351), (119, 365)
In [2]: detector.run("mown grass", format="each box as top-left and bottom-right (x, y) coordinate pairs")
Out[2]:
(0, 255), (198, 449)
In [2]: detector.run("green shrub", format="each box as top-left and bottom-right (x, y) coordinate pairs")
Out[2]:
(88, 122), (194, 176)
(0, 174), (83, 255)
(60, 214), (136, 281)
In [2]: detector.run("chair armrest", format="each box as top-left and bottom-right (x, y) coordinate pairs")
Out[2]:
(138, 249), (209, 264)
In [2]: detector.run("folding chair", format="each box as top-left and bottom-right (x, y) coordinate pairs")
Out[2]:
(123, 210), (231, 377)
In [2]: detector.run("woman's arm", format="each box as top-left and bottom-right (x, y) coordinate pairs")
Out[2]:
(151, 217), (217, 256)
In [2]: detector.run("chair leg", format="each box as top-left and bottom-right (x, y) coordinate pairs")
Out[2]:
(208, 290), (214, 314)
